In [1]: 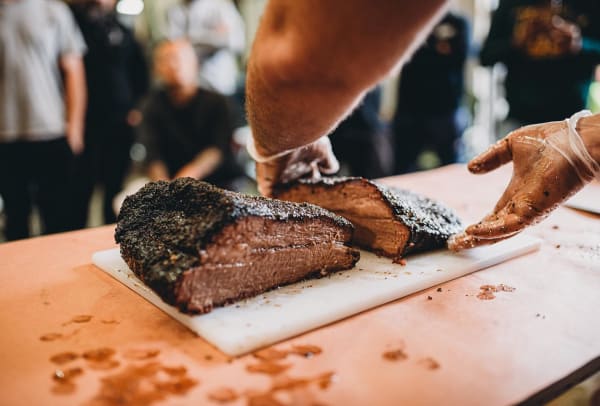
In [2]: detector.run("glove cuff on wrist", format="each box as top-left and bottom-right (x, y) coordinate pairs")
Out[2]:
(247, 134), (332, 164)
(563, 110), (600, 181)
(246, 134), (296, 163)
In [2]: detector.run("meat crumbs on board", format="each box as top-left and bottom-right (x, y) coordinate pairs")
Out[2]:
(477, 284), (516, 300)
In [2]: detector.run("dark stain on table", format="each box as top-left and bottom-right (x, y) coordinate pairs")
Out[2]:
(86, 362), (197, 405)
(382, 348), (408, 361)
(50, 352), (79, 365)
(52, 367), (84, 395)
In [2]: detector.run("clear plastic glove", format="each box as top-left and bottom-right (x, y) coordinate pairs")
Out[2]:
(248, 135), (340, 197)
(449, 110), (600, 251)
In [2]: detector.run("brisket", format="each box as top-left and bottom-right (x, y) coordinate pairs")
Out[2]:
(115, 178), (360, 314)
(274, 177), (462, 259)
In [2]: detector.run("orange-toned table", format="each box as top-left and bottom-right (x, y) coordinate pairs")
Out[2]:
(1, 165), (599, 406)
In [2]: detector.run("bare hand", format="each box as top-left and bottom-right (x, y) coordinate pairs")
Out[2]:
(148, 161), (170, 181)
(174, 163), (201, 180)
(513, 13), (581, 58)
(66, 122), (84, 155)
(126, 109), (143, 127)
(255, 136), (340, 197)
(551, 16), (582, 54)
(449, 115), (597, 250)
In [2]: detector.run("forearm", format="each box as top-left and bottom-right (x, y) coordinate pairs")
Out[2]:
(176, 147), (223, 179)
(577, 113), (600, 164)
(148, 161), (170, 181)
(61, 54), (87, 138)
(247, 0), (447, 156)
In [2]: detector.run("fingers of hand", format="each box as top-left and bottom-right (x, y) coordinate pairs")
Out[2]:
(280, 161), (315, 183)
(258, 183), (273, 197)
(309, 161), (322, 180)
(490, 176), (523, 214)
(465, 212), (524, 239)
(447, 232), (511, 251)
(255, 162), (277, 197)
(311, 137), (339, 174)
(448, 209), (526, 250)
(318, 154), (340, 174)
(468, 122), (553, 174)
(281, 140), (340, 181)
(468, 138), (512, 174)
(255, 136), (340, 195)
(464, 194), (545, 241)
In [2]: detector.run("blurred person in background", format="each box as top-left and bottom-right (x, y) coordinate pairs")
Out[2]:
(69, 0), (149, 228)
(393, 11), (470, 173)
(0, 0), (86, 241)
(137, 39), (244, 189)
(166, 0), (245, 96)
(586, 65), (600, 113)
(329, 86), (393, 178)
(480, 0), (600, 128)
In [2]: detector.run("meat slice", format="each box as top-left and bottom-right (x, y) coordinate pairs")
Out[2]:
(274, 177), (462, 259)
(114, 178), (359, 314)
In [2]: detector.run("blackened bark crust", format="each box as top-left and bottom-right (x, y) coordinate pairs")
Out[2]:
(115, 178), (357, 312)
(275, 177), (463, 256)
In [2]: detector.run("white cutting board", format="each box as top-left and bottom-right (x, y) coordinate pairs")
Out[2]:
(564, 183), (600, 214)
(92, 235), (540, 356)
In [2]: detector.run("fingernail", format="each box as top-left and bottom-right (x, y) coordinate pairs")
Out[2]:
(448, 233), (464, 250)
(448, 232), (476, 251)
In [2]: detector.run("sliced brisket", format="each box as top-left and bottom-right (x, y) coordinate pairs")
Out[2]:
(274, 177), (462, 259)
(115, 178), (359, 314)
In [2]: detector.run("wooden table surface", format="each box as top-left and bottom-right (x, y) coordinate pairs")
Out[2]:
(1, 164), (598, 406)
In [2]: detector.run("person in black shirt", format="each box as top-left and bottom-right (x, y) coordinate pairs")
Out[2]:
(137, 39), (241, 188)
(70, 0), (149, 227)
(329, 86), (393, 178)
(480, 0), (600, 125)
(392, 12), (470, 173)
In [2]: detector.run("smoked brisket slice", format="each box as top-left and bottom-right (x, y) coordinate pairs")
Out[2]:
(274, 177), (462, 259)
(115, 178), (359, 314)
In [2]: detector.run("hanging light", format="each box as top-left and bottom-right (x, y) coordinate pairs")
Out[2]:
(116, 0), (144, 16)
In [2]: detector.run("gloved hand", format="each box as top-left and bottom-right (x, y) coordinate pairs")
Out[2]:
(248, 135), (340, 197)
(449, 110), (600, 250)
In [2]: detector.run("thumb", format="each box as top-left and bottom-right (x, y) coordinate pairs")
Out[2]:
(468, 137), (513, 174)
